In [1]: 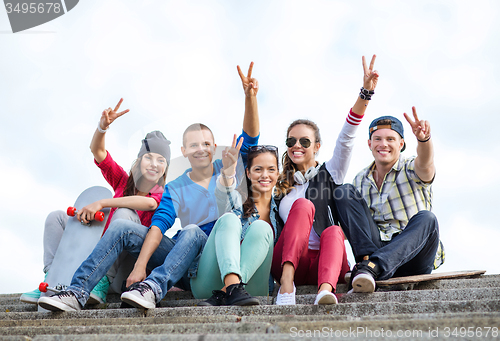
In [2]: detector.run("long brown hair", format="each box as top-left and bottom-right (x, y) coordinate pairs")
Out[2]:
(241, 147), (279, 218)
(123, 156), (167, 197)
(275, 119), (321, 196)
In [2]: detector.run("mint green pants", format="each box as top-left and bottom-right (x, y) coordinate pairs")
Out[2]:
(190, 212), (274, 299)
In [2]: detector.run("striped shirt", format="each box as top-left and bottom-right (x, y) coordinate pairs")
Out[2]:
(353, 155), (444, 269)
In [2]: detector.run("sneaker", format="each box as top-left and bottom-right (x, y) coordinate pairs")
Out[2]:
(225, 282), (260, 306)
(348, 259), (380, 293)
(314, 290), (338, 305)
(20, 288), (41, 304)
(198, 290), (226, 306)
(344, 270), (352, 284)
(87, 275), (110, 305)
(20, 273), (48, 304)
(275, 285), (296, 305)
(38, 291), (82, 312)
(120, 282), (156, 309)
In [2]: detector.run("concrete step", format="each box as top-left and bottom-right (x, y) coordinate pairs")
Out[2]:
(1, 312), (499, 339)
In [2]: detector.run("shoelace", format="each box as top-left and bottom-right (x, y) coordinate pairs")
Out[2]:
(226, 282), (248, 296)
(128, 282), (151, 295)
(56, 291), (74, 299)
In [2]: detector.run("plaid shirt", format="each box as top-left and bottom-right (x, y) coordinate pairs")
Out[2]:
(353, 155), (444, 269)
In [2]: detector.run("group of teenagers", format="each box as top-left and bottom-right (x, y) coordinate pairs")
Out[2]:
(22, 55), (444, 311)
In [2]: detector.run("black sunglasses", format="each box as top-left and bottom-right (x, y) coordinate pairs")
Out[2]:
(285, 137), (311, 148)
(248, 145), (279, 156)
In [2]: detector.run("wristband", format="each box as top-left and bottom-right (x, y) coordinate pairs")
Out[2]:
(417, 135), (431, 143)
(97, 121), (108, 134)
(360, 87), (374, 100)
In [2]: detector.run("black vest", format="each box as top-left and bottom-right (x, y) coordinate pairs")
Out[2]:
(276, 163), (340, 237)
(305, 163), (341, 236)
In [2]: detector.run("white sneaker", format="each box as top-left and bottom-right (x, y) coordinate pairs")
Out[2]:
(351, 273), (376, 293)
(38, 291), (82, 312)
(120, 282), (156, 309)
(314, 290), (338, 305)
(275, 285), (296, 305)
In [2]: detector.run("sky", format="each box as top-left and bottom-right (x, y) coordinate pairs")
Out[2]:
(1, 0), (499, 294)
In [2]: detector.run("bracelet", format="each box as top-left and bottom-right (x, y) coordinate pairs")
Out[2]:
(359, 87), (375, 100)
(221, 171), (236, 179)
(97, 121), (108, 134)
(417, 135), (431, 143)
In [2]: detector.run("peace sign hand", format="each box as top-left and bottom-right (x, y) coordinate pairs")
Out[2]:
(404, 106), (431, 142)
(222, 134), (244, 177)
(99, 98), (130, 131)
(237, 62), (259, 97)
(362, 55), (379, 91)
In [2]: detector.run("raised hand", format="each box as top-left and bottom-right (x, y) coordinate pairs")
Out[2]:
(237, 62), (259, 97)
(404, 106), (431, 142)
(221, 134), (244, 177)
(99, 98), (130, 131)
(362, 55), (379, 91)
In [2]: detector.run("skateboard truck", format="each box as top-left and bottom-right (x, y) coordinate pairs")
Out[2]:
(67, 207), (105, 225)
(39, 282), (68, 295)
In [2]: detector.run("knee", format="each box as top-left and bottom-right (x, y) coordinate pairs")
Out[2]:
(321, 225), (344, 240)
(414, 210), (439, 231)
(106, 218), (138, 235)
(248, 220), (273, 241)
(111, 208), (138, 221)
(45, 210), (67, 227)
(333, 184), (359, 203)
(179, 224), (206, 240)
(291, 198), (315, 217)
(217, 212), (241, 229)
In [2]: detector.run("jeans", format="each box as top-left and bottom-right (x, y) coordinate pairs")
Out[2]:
(334, 184), (439, 280)
(66, 219), (207, 307)
(190, 213), (274, 299)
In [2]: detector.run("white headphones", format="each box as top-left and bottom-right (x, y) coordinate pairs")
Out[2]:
(294, 164), (321, 185)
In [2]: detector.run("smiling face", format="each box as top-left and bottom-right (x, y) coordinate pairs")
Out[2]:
(139, 152), (168, 184)
(246, 151), (279, 196)
(368, 129), (405, 167)
(287, 124), (320, 171)
(181, 129), (216, 170)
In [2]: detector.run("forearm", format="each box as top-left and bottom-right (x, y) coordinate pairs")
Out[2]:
(133, 226), (163, 272)
(415, 139), (435, 182)
(242, 95), (259, 137)
(99, 196), (158, 211)
(90, 128), (107, 163)
(351, 95), (370, 116)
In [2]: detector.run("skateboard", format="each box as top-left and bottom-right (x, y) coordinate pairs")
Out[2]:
(38, 186), (112, 312)
(376, 270), (486, 290)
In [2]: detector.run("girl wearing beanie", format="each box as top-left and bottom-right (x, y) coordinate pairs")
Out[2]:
(21, 98), (171, 306)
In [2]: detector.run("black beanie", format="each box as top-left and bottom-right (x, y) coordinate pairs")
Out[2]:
(138, 131), (171, 164)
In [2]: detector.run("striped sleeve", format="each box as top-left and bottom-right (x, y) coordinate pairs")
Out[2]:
(346, 108), (363, 126)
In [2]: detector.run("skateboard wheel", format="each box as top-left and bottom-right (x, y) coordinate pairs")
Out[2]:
(67, 207), (77, 217)
(95, 211), (105, 222)
(39, 282), (49, 293)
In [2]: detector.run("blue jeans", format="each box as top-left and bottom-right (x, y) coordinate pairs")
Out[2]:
(66, 219), (207, 307)
(334, 184), (439, 280)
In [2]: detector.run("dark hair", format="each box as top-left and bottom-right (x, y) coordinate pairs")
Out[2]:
(241, 146), (279, 218)
(276, 119), (321, 196)
(182, 123), (214, 146)
(123, 156), (167, 197)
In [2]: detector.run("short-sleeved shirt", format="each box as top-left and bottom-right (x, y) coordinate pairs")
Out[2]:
(95, 151), (163, 233)
(353, 155), (444, 269)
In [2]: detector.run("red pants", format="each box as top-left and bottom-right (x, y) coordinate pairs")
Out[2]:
(271, 198), (349, 292)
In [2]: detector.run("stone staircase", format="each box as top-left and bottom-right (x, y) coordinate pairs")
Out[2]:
(1, 274), (499, 340)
